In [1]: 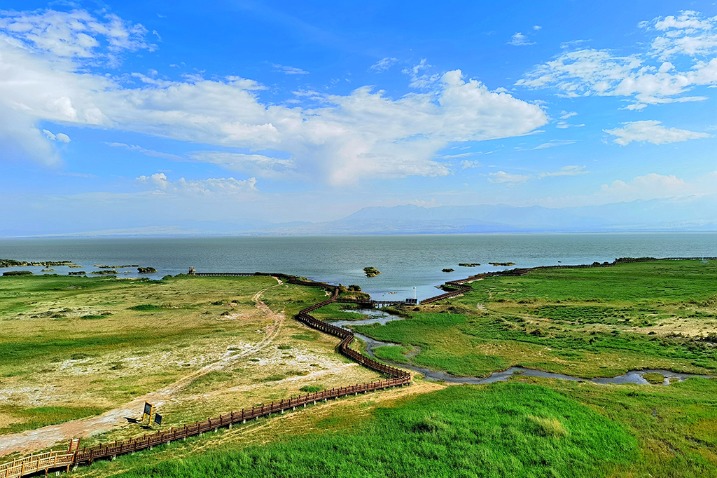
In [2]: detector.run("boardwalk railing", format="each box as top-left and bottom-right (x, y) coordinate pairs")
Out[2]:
(0, 451), (75, 478)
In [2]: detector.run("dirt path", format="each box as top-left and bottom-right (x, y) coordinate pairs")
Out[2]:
(0, 280), (285, 458)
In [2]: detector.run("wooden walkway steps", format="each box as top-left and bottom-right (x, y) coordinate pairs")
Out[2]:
(0, 451), (74, 478)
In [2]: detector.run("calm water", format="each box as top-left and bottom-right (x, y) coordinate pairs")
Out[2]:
(1, 233), (715, 301)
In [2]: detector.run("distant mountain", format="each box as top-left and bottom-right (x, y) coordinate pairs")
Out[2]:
(260, 196), (717, 235)
(10, 196), (715, 238)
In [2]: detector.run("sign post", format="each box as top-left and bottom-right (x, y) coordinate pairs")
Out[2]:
(142, 402), (154, 425)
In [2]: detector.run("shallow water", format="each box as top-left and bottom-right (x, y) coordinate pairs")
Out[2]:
(331, 310), (712, 385)
(3, 233), (716, 301)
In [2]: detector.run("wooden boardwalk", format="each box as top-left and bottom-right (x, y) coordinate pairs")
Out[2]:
(0, 451), (74, 478)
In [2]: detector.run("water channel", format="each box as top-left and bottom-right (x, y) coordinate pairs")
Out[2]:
(329, 309), (712, 386)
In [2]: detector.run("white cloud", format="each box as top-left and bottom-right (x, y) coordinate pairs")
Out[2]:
(489, 171), (530, 184)
(540, 171), (717, 208)
(556, 121), (584, 129)
(518, 49), (643, 95)
(42, 129), (70, 143)
(107, 142), (182, 160)
(484, 164), (591, 186)
(370, 57), (398, 72)
(600, 173), (688, 201)
(518, 11), (717, 109)
(555, 111), (584, 129)
(273, 64), (309, 75)
(137, 172), (169, 190)
(440, 152), (473, 159)
(0, 8), (547, 184)
(533, 139), (576, 150)
(0, 8), (152, 65)
(539, 165), (587, 178)
(533, 25), (542, 31)
(460, 160), (481, 169)
(0, 105), (59, 165)
(137, 173), (257, 195)
(190, 152), (294, 178)
(604, 120), (710, 145)
(488, 165), (587, 184)
(645, 10), (717, 60)
(402, 58), (440, 88)
(509, 32), (534, 46)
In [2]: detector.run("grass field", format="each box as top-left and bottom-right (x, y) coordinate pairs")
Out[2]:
(358, 259), (717, 378)
(0, 274), (380, 450)
(83, 382), (639, 478)
(2, 260), (715, 477)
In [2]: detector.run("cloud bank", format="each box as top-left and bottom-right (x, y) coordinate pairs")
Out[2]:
(604, 120), (710, 145)
(0, 9), (548, 185)
(517, 11), (717, 110)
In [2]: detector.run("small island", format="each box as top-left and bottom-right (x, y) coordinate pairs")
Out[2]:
(2, 270), (32, 276)
(458, 262), (480, 267)
(489, 261), (515, 267)
(1, 259), (80, 268)
(363, 266), (381, 278)
(442, 268), (454, 273)
(137, 267), (157, 274)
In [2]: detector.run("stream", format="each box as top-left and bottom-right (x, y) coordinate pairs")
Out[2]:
(329, 309), (712, 386)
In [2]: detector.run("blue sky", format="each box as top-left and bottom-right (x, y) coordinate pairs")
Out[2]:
(1, 1), (716, 235)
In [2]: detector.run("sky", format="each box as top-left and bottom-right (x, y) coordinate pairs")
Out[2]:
(1, 0), (716, 236)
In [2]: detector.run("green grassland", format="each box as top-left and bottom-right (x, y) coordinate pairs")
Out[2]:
(84, 383), (639, 478)
(546, 377), (717, 478)
(0, 273), (379, 441)
(2, 260), (716, 477)
(358, 259), (717, 378)
(306, 302), (366, 321)
(70, 376), (717, 478)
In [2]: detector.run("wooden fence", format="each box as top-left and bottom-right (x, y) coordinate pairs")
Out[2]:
(0, 451), (75, 478)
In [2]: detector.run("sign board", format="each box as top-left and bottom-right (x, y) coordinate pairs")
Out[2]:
(143, 402), (152, 416)
(154, 413), (162, 425)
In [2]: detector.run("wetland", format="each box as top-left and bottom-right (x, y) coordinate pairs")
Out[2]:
(1, 257), (715, 477)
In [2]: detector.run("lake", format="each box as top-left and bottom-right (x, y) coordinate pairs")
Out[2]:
(1, 233), (715, 301)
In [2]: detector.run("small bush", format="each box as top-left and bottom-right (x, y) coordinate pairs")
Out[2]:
(299, 385), (324, 393)
(128, 304), (162, 311)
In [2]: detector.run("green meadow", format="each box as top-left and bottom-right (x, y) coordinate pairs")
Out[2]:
(108, 383), (639, 478)
(358, 259), (717, 378)
(0, 273), (377, 443)
(1, 259), (715, 477)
